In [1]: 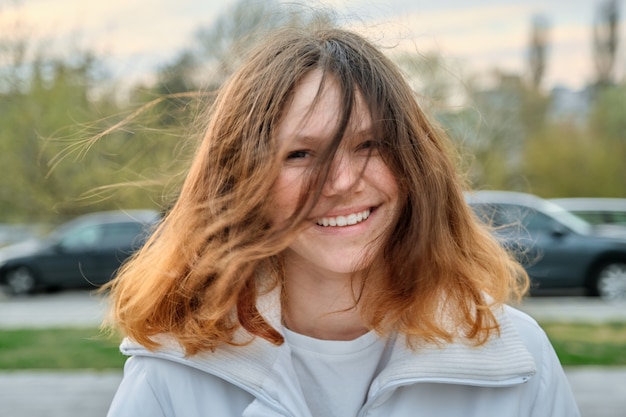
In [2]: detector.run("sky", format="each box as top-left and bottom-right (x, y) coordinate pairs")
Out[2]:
(1, 0), (624, 91)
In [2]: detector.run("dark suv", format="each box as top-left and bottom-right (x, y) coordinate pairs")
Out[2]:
(0, 210), (159, 295)
(466, 191), (626, 300)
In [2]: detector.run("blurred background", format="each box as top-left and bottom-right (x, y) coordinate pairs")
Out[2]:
(0, 1), (625, 415)
(0, 0), (624, 226)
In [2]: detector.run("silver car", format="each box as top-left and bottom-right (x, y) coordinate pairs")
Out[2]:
(550, 197), (626, 226)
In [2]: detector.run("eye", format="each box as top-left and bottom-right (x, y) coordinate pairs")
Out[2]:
(286, 150), (311, 160)
(356, 139), (380, 152)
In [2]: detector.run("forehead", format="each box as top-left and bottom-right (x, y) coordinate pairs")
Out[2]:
(276, 69), (371, 146)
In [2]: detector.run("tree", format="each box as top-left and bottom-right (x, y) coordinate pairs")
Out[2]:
(588, 81), (626, 141)
(521, 124), (625, 198)
(0, 5), (172, 222)
(528, 14), (550, 91)
(193, 0), (335, 87)
(593, 0), (620, 87)
(393, 52), (462, 112)
(443, 72), (533, 189)
(0, 53), (114, 221)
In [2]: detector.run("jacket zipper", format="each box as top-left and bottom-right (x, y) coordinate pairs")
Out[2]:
(356, 374), (533, 417)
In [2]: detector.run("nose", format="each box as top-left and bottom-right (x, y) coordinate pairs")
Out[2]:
(322, 153), (364, 196)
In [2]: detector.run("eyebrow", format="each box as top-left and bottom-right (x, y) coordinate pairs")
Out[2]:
(288, 134), (323, 146)
(288, 127), (375, 145)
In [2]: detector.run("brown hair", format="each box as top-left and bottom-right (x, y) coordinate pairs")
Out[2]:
(104, 25), (528, 354)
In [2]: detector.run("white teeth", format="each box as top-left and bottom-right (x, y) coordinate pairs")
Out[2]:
(316, 209), (371, 227)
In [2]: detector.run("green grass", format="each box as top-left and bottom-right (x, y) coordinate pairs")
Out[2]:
(0, 322), (624, 369)
(0, 327), (125, 370)
(541, 322), (626, 366)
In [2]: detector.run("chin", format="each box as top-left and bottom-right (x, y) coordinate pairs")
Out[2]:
(323, 255), (372, 275)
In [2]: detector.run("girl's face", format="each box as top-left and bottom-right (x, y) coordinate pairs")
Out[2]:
(270, 69), (399, 276)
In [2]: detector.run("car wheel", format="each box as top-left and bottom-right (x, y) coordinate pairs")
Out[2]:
(594, 262), (626, 301)
(5, 266), (37, 295)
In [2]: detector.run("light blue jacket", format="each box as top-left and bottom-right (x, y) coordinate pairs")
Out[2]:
(107, 301), (580, 417)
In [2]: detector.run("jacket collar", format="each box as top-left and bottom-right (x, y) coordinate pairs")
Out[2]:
(120, 289), (284, 394)
(120, 292), (536, 395)
(374, 307), (536, 390)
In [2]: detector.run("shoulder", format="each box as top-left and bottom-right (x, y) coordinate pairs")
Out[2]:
(500, 304), (580, 415)
(125, 355), (215, 387)
(129, 355), (254, 399)
(109, 356), (254, 417)
(500, 304), (552, 361)
(502, 304), (544, 336)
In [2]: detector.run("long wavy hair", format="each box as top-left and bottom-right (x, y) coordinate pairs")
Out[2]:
(104, 25), (528, 354)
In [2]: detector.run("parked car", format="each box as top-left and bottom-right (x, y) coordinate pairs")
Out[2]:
(466, 190), (626, 300)
(0, 210), (160, 295)
(550, 197), (626, 226)
(0, 223), (45, 247)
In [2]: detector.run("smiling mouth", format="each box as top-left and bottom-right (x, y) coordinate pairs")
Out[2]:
(316, 209), (371, 227)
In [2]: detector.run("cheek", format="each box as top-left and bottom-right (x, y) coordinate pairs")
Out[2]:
(269, 172), (303, 224)
(371, 161), (399, 199)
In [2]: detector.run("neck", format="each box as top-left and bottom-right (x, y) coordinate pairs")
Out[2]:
(282, 257), (369, 341)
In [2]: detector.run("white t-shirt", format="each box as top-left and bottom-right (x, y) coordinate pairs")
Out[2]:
(283, 327), (388, 417)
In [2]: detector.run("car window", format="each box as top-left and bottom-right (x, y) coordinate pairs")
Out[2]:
(572, 211), (601, 224)
(498, 204), (568, 233)
(474, 204), (530, 228)
(494, 205), (528, 227)
(472, 203), (561, 233)
(471, 204), (508, 227)
(99, 222), (146, 249)
(58, 224), (102, 250)
(613, 212), (626, 225)
(520, 210), (560, 231)
(574, 210), (626, 226)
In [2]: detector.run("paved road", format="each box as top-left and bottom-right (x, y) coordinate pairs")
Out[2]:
(0, 289), (108, 328)
(1, 290), (625, 417)
(1, 367), (624, 417)
(0, 371), (122, 417)
(1, 289), (625, 328)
